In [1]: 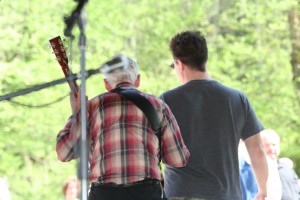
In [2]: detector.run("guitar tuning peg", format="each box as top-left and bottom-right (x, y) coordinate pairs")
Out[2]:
(55, 56), (61, 61)
(49, 44), (55, 49)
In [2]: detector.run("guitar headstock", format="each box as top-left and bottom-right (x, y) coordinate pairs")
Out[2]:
(49, 36), (79, 95)
(49, 36), (68, 68)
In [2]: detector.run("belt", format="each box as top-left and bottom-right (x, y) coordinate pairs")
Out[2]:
(92, 178), (160, 188)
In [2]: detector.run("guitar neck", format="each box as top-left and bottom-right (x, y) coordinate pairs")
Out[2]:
(62, 64), (79, 94)
(49, 36), (79, 95)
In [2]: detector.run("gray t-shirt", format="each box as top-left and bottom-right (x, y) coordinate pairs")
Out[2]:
(160, 80), (263, 200)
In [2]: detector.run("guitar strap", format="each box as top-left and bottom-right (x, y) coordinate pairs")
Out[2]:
(112, 88), (167, 199)
(111, 88), (162, 162)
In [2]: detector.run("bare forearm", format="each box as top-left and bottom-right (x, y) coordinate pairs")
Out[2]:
(250, 147), (268, 194)
(244, 134), (268, 196)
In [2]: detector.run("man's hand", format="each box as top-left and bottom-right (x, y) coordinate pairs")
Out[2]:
(254, 191), (267, 200)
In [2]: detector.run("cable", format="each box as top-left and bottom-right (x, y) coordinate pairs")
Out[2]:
(6, 93), (69, 108)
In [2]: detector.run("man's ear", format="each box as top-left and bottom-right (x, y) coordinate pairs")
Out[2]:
(104, 79), (112, 91)
(177, 59), (185, 72)
(135, 74), (140, 88)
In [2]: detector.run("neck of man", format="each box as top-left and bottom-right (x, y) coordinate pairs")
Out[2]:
(182, 69), (212, 84)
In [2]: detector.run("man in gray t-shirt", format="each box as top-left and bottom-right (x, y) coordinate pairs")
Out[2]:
(160, 30), (268, 200)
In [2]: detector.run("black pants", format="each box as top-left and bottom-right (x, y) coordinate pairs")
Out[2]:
(89, 180), (164, 200)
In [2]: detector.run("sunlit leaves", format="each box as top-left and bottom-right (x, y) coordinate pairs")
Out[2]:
(0, 0), (300, 199)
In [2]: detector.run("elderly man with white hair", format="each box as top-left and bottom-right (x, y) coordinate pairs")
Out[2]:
(56, 55), (190, 200)
(261, 129), (300, 200)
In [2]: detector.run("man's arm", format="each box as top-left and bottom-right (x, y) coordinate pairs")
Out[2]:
(56, 92), (86, 162)
(160, 102), (190, 167)
(244, 133), (268, 199)
(56, 116), (80, 162)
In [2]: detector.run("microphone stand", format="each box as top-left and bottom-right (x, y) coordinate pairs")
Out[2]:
(0, 69), (100, 102)
(1, 1), (91, 199)
(0, 75), (79, 102)
(64, 1), (89, 200)
(78, 7), (89, 200)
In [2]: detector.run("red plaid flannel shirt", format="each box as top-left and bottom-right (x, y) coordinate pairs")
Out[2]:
(56, 83), (190, 184)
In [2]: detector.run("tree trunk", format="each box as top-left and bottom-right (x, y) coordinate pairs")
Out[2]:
(288, 8), (300, 101)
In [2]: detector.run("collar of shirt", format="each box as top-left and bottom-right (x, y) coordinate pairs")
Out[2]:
(113, 82), (137, 90)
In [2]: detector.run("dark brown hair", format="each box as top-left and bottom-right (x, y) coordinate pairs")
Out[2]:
(169, 30), (208, 72)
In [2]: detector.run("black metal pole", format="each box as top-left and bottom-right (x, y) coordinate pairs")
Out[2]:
(0, 68), (99, 102)
(0, 75), (79, 102)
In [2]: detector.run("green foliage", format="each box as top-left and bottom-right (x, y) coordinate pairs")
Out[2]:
(0, 0), (300, 199)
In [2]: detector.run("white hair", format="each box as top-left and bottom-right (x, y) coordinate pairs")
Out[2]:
(260, 129), (281, 157)
(102, 55), (139, 88)
(260, 129), (280, 142)
(104, 70), (138, 88)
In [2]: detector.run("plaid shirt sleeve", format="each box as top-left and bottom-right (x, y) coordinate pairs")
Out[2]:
(56, 113), (83, 162)
(159, 100), (190, 167)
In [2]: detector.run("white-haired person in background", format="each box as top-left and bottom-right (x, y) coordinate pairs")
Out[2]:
(56, 55), (190, 200)
(261, 129), (300, 200)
